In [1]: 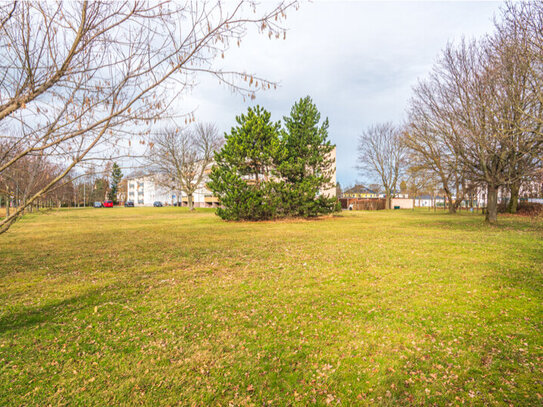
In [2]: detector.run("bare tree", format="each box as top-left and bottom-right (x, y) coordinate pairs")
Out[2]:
(405, 166), (435, 211)
(405, 33), (541, 222)
(492, 1), (543, 213)
(335, 182), (342, 198)
(425, 177), (443, 212)
(404, 74), (470, 214)
(368, 183), (382, 195)
(443, 37), (542, 223)
(147, 123), (223, 210)
(400, 2), (543, 223)
(499, 1), (543, 135)
(357, 122), (406, 209)
(0, 0), (295, 233)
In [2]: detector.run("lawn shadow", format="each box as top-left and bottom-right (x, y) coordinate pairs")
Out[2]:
(401, 212), (543, 297)
(404, 211), (543, 234)
(0, 287), (106, 335)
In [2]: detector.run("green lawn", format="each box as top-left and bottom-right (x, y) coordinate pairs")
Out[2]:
(1, 208), (542, 405)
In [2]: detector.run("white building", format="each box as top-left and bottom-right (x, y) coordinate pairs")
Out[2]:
(321, 146), (337, 198)
(125, 172), (219, 208)
(126, 174), (176, 206)
(375, 191), (408, 199)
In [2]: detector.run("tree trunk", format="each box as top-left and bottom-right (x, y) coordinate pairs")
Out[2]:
(507, 182), (520, 214)
(385, 191), (391, 210)
(445, 193), (456, 214)
(188, 194), (194, 211)
(486, 184), (498, 224)
(6, 197), (10, 218)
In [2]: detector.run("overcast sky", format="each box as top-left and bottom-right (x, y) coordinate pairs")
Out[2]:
(179, 0), (503, 187)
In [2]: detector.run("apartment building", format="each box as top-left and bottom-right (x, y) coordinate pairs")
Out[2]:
(125, 172), (219, 208)
(126, 174), (176, 206)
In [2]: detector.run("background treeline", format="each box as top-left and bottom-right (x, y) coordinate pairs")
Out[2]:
(1, 144), (124, 216)
(209, 96), (339, 220)
(0, 144), (72, 215)
(359, 2), (543, 223)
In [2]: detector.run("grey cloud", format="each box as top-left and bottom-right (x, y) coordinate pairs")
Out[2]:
(177, 1), (503, 185)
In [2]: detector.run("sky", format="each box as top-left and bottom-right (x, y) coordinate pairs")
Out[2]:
(178, 0), (503, 187)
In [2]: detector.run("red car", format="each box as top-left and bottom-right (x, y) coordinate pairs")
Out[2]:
(103, 200), (114, 208)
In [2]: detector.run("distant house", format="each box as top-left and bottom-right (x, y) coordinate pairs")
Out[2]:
(391, 190), (409, 199)
(342, 185), (409, 199)
(415, 195), (446, 208)
(343, 184), (378, 198)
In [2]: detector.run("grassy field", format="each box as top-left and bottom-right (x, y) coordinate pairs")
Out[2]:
(0, 207), (542, 406)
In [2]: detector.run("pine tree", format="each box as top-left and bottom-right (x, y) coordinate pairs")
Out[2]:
(210, 99), (340, 221)
(279, 96), (338, 216)
(108, 163), (123, 204)
(208, 106), (284, 220)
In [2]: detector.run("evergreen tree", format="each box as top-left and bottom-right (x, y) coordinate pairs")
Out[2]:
(210, 99), (340, 221)
(279, 96), (339, 216)
(208, 106), (284, 220)
(108, 163), (123, 204)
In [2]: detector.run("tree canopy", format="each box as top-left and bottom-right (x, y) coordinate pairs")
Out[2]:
(209, 97), (339, 220)
(108, 163), (123, 204)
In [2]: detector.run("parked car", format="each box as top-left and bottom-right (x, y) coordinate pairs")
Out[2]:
(103, 200), (114, 208)
(93, 201), (102, 208)
(124, 201), (134, 207)
(153, 201), (163, 207)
